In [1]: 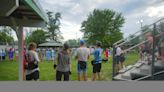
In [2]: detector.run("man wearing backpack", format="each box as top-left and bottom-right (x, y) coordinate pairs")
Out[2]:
(76, 40), (90, 81)
(24, 42), (40, 81)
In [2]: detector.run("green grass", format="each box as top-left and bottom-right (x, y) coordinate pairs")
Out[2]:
(0, 58), (18, 81)
(0, 51), (139, 81)
(39, 55), (112, 81)
(124, 51), (139, 66)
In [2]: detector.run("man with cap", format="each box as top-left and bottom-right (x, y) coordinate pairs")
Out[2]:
(75, 40), (90, 81)
(92, 41), (103, 81)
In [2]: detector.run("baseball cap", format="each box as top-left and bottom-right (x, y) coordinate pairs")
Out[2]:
(80, 40), (85, 45)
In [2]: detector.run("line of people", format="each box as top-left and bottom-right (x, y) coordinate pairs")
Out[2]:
(24, 40), (105, 81)
(0, 48), (18, 62)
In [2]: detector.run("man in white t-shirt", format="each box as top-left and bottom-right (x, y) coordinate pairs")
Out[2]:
(115, 46), (122, 73)
(76, 40), (90, 81)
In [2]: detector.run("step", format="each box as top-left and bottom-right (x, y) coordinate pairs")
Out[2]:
(130, 67), (149, 80)
(113, 74), (131, 81)
(154, 61), (164, 72)
(121, 70), (132, 80)
(139, 64), (151, 74)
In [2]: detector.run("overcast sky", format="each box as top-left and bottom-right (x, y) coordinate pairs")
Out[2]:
(13, 0), (164, 41)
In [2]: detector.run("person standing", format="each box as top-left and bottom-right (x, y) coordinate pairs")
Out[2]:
(46, 49), (51, 61)
(24, 42), (40, 81)
(159, 34), (164, 60)
(51, 48), (55, 62)
(8, 48), (14, 61)
(120, 46), (125, 69)
(1, 49), (6, 61)
(144, 33), (153, 63)
(115, 46), (122, 73)
(92, 42), (102, 81)
(55, 43), (71, 81)
(105, 48), (109, 60)
(139, 44), (145, 61)
(75, 40), (90, 81)
(40, 49), (45, 62)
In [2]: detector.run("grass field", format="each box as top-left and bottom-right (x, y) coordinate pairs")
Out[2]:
(39, 55), (112, 81)
(0, 58), (18, 81)
(0, 51), (139, 81)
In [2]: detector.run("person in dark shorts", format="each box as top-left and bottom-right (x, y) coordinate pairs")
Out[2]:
(25, 42), (40, 81)
(115, 46), (122, 73)
(55, 42), (71, 81)
(1, 49), (6, 61)
(92, 41), (102, 81)
(144, 33), (153, 63)
(120, 46), (125, 69)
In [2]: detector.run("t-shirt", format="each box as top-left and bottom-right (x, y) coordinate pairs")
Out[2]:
(46, 50), (51, 57)
(116, 47), (121, 56)
(1, 51), (6, 56)
(105, 50), (109, 58)
(94, 48), (102, 64)
(57, 50), (71, 72)
(76, 47), (90, 62)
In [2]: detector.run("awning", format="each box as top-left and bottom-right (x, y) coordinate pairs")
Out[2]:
(39, 41), (63, 47)
(0, 0), (48, 27)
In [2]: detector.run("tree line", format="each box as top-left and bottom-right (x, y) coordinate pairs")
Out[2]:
(1, 9), (127, 48)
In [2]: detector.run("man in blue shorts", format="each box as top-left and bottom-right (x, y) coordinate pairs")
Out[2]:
(92, 41), (103, 81)
(76, 40), (90, 81)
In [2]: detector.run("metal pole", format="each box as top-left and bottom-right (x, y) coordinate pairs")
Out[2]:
(17, 27), (24, 81)
(151, 23), (156, 80)
(112, 45), (116, 80)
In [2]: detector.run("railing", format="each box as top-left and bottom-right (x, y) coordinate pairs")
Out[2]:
(112, 18), (164, 80)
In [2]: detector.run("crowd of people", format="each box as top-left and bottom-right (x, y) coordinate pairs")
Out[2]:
(35, 48), (59, 62)
(137, 32), (164, 64)
(24, 40), (113, 81)
(0, 48), (18, 62)
(114, 32), (164, 74)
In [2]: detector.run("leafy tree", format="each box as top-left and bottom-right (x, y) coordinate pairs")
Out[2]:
(46, 11), (63, 42)
(66, 39), (79, 47)
(0, 27), (14, 45)
(80, 9), (125, 48)
(25, 29), (47, 45)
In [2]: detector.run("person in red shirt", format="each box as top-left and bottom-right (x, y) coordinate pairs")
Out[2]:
(105, 48), (109, 59)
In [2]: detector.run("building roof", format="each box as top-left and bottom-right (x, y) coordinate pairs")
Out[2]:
(0, 0), (48, 27)
(39, 41), (63, 47)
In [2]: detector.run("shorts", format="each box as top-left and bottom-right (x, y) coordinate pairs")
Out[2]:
(143, 48), (152, 54)
(120, 55), (125, 63)
(116, 56), (121, 64)
(26, 71), (39, 81)
(93, 63), (102, 73)
(77, 61), (87, 74)
(2, 56), (5, 60)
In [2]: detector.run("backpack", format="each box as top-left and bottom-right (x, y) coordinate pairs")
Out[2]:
(24, 52), (38, 70)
